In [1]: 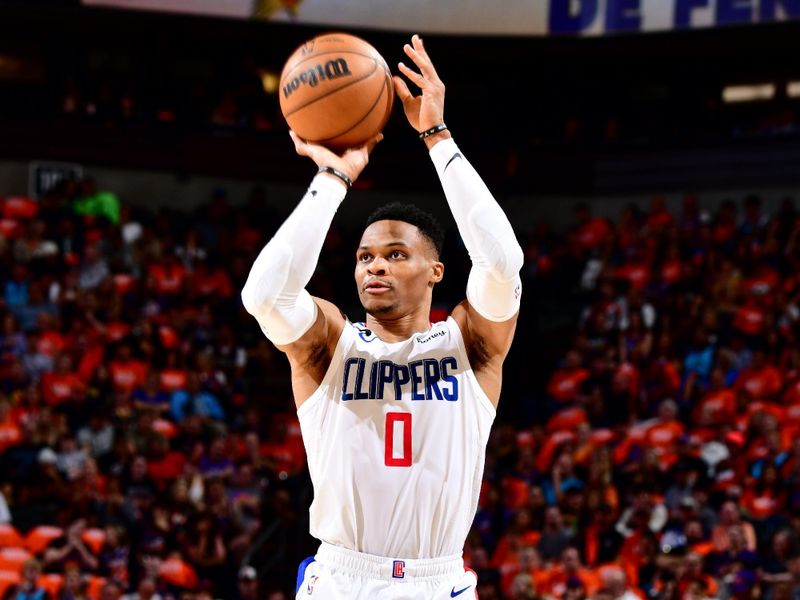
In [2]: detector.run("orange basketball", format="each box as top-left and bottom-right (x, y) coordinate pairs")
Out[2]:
(279, 32), (394, 151)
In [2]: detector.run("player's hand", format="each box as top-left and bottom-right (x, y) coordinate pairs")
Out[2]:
(289, 130), (383, 184)
(394, 34), (445, 133)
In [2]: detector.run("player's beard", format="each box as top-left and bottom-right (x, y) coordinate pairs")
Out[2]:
(361, 298), (397, 315)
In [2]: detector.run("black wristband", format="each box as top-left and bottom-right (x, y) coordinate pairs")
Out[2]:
(317, 166), (352, 189)
(419, 123), (448, 140)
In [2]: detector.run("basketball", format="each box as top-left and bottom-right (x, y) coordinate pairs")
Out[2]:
(279, 32), (395, 150)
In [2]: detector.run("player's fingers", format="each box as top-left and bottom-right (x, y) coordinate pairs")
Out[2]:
(288, 130), (308, 155)
(408, 35), (441, 83)
(392, 75), (413, 103)
(364, 132), (384, 153)
(397, 62), (425, 85)
(398, 61), (425, 90)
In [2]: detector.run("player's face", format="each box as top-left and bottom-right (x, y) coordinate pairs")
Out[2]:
(355, 220), (442, 316)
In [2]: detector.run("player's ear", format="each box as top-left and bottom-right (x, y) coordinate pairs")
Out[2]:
(430, 261), (444, 285)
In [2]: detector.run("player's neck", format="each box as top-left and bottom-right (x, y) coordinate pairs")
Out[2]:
(365, 310), (432, 343)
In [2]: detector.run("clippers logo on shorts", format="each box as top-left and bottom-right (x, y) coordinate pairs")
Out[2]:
(392, 560), (405, 579)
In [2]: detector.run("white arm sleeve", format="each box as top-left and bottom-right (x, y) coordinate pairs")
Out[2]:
(430, 138), (524, 322)
(240, 174), (346, 345)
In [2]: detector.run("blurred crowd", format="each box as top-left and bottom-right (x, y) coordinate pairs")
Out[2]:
(468, 192), (800, 600)
(1, 175), (800, 600)
(0, 178), (304, 600)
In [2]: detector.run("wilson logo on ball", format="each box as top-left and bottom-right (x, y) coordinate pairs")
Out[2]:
(282, 59), (352, 98)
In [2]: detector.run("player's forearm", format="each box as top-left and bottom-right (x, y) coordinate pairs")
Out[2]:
(240, 174), (346, 344)
(429, 138), (524, 321)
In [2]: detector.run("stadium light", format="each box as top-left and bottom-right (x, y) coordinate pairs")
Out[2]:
(722, 84), (776, 103)
(787, 81), (800, 98)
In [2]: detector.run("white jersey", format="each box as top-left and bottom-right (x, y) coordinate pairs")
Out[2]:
(297, 316), (496, 559)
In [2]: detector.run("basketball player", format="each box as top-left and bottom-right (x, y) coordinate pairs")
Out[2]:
(241, 34), (523, 599)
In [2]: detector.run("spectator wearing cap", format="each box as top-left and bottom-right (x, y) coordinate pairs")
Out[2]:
(233, 566), (259, 600)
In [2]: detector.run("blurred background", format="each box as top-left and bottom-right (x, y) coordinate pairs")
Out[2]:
(1, 1), (800, 599)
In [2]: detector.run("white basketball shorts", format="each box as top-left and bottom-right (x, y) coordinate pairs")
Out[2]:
(295, 542), (478, 600)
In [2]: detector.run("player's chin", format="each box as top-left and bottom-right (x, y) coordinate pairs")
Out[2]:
(360, 297), (397, 315)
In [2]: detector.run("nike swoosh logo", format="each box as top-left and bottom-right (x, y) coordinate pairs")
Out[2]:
(451, 586), (471, 597)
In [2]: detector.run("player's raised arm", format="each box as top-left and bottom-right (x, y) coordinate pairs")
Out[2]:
(240, 132), (382, 395)
(394, 35), (524, 363)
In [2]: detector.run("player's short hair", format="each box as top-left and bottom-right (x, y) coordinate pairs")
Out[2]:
(365, 202), (444, 258)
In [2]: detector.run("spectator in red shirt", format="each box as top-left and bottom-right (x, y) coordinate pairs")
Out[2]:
(711, 200), (738, 250)
(692, 367), (737, 427)
(735, 349), (783, 403)
(189, 256), (233, 299)
(733, 296), (768, 340)
(159, 350), (188, 392)
(146, 253), (187, 297)
(547, 350), (590, 405)
(574, 203), (612, 254)
(259, 413), (305, 482)
(146, 433), (185, 490)
(644, 399), (685, 457)
(644, 195), (674, 236)
(538, 546), (600, 599)
(109, 343), (148, 393)
(41, 352), (86, 406)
